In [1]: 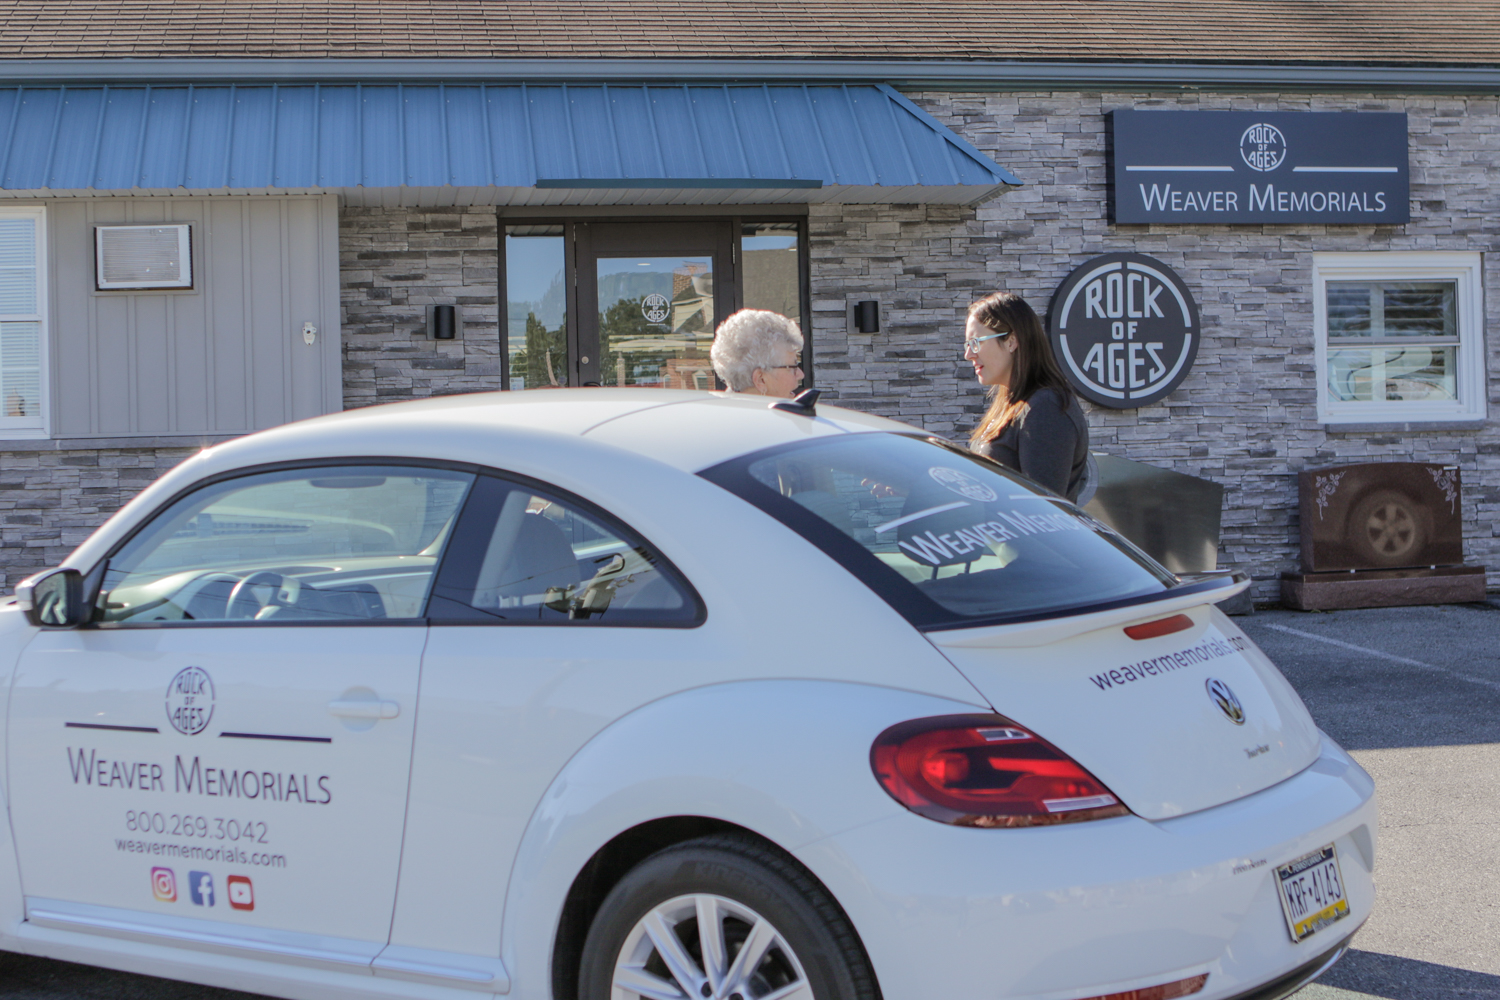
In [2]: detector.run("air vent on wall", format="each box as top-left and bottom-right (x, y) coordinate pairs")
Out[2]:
(95, 225), (192, 290)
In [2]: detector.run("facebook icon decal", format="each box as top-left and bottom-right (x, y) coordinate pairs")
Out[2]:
(188, 871), (214, 907)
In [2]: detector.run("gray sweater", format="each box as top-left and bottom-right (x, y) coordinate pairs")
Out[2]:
(972, 388), (1089, 501)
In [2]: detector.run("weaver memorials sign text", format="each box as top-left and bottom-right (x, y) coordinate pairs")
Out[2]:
(1111, 111), (1409, 225)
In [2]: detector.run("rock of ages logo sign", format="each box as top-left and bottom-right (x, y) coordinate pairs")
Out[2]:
(1046, 253), (1201, 409)
(1240, 122), (1287, 172)
(641, 292), (670, 325)
(166, 666), (214, 735)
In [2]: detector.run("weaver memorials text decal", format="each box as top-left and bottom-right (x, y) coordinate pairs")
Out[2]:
(1111, 111), (1409, 224)
(1048, 253), (1200, 409)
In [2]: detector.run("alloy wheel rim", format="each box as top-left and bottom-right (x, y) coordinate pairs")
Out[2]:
(611, 892), (813, 1000)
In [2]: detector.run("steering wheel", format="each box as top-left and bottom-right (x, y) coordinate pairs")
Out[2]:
(225, 571), (291, 620)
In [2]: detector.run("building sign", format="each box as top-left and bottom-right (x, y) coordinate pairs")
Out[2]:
(1047, 253), (1200, 409)
(1111, 111), (1409, 225)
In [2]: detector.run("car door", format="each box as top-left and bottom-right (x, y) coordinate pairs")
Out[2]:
(375, 471), (711, 988)
(8, 462), (474, 972)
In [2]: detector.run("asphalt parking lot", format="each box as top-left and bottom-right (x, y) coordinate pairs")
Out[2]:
(0, 601), (1495, 1000)
(1243, 603), (1500, 1000)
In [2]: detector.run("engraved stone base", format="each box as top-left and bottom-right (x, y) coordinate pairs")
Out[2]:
(1280, 565), (1487, 611)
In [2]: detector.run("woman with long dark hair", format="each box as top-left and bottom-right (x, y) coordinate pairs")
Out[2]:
(964, 291), (1090, 501)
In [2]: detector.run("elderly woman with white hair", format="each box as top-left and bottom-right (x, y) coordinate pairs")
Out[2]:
(709, 309), (805, 398)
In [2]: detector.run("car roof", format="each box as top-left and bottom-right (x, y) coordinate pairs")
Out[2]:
(62, 390), (933, 575)
(215, 389), (928, 474)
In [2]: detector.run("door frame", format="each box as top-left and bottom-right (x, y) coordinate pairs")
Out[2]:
(497, 212), (811, 390)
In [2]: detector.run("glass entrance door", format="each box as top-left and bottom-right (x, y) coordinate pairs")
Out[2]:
(576, 222), (733, 390)
(594, 254), (715, 389)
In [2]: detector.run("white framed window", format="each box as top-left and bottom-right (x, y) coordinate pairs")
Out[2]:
(0, 206), (46, 437)
(1313, 252), (1485, 425)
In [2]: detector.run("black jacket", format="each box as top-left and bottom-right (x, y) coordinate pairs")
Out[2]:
(972, 388), (1089, 501)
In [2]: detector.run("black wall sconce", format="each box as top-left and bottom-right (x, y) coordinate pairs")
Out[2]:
(853, 300), (880, 334)
(428, 304), (460, 340)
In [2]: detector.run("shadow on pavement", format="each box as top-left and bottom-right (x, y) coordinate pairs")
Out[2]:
(1313, 948), (1500, 999)
(0, 949), (263, 999)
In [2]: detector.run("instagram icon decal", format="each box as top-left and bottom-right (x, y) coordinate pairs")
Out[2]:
(151, 867), (177, 902)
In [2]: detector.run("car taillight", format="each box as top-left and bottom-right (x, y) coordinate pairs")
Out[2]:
(871, 714), (1130, 827)
(1081, 973), (1208, 1000)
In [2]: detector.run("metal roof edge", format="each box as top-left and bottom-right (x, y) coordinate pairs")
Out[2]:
(0, 57), (1497, 91)
(874, 83), (1022, 185)
(1, 185), (1010, 207)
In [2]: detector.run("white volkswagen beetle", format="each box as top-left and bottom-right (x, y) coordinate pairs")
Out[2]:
(0, 390), (1373, 1000)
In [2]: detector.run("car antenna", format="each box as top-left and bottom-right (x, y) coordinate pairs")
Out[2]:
(769, 388), (821, 417)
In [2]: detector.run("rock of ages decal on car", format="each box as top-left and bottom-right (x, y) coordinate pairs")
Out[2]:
(166, 666), (214, 735)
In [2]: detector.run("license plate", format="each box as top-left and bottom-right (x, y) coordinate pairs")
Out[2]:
(1276, 844), (1350, 942)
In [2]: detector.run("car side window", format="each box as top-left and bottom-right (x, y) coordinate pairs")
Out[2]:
(428, 475), (701, 625)
(96, 465), (474, 624)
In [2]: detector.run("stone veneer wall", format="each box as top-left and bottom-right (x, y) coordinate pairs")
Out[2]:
(341, 206), (502, 408)
(806, 90), (1500, 599)
(0, 445), (199, 593)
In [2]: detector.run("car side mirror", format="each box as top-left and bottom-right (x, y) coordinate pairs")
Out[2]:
(15, 568), (88, 628)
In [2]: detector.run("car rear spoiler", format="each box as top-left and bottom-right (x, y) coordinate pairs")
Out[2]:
(926, 571), (1250, 650)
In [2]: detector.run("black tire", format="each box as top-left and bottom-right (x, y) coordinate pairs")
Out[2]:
(578, 834), (880, 1000)
(1347, 489), (1427, 566)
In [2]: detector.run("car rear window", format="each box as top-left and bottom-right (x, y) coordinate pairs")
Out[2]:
(701, 433), (1180, 629)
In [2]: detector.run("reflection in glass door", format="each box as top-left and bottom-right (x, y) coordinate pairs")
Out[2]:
(576, 222), (731, 390)
(502, 219), (805, 392)
(741, 222), (801, 327)
(504, 225), (569, 390)
(596, 255), (717, 389)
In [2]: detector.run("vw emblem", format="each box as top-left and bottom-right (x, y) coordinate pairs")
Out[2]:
(1239, 123), (1286, 172)
(1206, 678), (1245, 725)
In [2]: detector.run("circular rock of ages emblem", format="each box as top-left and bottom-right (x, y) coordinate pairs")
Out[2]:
(929, 466), (998, 503)
(641, 292), (670, 325)
(1240, 122), (1286, 172)
(1046, 252), (1201, 409)
(166, 666), (214, 736)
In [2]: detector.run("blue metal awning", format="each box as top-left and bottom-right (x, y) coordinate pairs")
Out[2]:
(0, 82), (1019, 205)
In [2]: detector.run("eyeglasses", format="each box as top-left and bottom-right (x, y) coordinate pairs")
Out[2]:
(765, 360), (803, 370)
(964, 331), (1011, 353)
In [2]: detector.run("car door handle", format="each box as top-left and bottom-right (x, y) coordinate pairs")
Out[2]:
(327, 699), (400, 720)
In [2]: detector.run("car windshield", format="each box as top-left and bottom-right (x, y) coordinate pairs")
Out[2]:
(702, 433), (1177, 628)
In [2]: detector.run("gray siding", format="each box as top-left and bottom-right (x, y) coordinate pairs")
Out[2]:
(46, 195), (341, 437)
